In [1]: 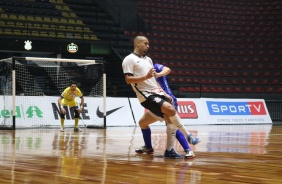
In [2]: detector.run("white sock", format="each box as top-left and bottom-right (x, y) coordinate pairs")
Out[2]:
(166, 123), (176, 151)
(169, 114), (190, 137)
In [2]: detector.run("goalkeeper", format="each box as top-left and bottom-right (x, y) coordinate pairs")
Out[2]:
(58, 82), (84, 132)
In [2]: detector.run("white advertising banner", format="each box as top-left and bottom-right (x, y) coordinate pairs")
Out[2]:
(105, 97), (136, 126)
(129, 98), (209, 126)
(202, 98), (272, 124)
(0, 96), (134, 127)
(0, 96), (273, 127)
(129, 98), (272, 126)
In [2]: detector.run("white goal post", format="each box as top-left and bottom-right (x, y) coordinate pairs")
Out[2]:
(0, 56), (107, 130)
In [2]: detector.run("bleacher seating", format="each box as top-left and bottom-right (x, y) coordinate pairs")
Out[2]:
(0, 0), (280, 98)
(0, 0), (98, 41)
(125, 0), (282, 97)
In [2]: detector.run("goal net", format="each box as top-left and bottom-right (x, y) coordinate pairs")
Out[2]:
(0, 57), (106, 130)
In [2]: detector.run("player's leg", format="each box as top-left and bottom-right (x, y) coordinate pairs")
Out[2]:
(139, 95), (181, 157)
(161, 102), (201, 145)
(165, 116), (196, 158)
(171, 97), (201, 146)
(60, 111), (65, 132)
(165, 122), (176, 151)
(59, 100), (67, 132)
(165, 114), (194, 158)
(137, 94), (191, 155)
(71, 101), (81, 132)
(135, 112), (157, 154)
(73, 108), (80, 131)
(165, 121), (182, 158)
(162, 102), (188, 136)
(175, 130), (195, 158)
(171, 113), (201, 145)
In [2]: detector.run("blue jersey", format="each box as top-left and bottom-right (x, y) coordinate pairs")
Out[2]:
(154, 63), (178, 108)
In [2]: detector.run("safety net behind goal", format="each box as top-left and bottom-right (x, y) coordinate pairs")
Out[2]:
(0, 57), (106, 129)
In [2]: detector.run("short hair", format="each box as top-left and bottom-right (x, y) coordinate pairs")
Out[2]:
(70, 81), (77, 86)
(134, 36), (148, 47)
(134, 36), (147, 43)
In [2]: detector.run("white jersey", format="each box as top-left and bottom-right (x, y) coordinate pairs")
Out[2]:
(122, 53), (164, 102)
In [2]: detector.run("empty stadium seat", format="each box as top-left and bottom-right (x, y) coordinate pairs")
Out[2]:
(13, 29), (21, 35)
(6, 21), (14, 27)
(27, 15), (35, 21)
(48, 31), (56, 37)
(1, 13), (8, 19)
(60, 18), (68, 24)
(43, 17), (52, 22)
(18, 15), (26, 21)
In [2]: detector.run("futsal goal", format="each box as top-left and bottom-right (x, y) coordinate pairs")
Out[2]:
(0, 57), (106, 130)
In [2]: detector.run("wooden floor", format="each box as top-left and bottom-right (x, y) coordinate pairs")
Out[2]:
(0, 124), (282, 184)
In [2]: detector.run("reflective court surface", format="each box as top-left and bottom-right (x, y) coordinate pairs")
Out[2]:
(0, 125), (282, 184)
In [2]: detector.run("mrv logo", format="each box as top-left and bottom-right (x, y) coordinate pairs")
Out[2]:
(206, 101), (267, 115)
(0, 106), (43, 118)
(51, 103), (89, 120)
(177, 101), (198, 118)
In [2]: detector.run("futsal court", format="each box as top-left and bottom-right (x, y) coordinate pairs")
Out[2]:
(0, 124), (281, 184)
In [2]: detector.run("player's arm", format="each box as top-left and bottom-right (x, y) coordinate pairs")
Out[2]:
(124, 68), (156, 84)
(155, 66), (171, 78)
(58, 96), (66, 114)
(58, 96), (63, 107)
(76, 88), (84, 113)
(154, 65), (173, 103)
(80, 96), (84, 109)
(156, 81), (172, 102)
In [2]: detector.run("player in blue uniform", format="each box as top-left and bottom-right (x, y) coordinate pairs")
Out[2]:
(154, 63), (201, 158)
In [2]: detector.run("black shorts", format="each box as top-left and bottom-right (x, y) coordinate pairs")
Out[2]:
(141, 94), (171, 118)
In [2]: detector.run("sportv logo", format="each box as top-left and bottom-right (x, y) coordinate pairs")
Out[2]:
(206, 101), (267, 115)
(0, 106), (43, 118)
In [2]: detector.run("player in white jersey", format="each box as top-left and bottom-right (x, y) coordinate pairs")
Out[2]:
(122, 36), (200, 158)
(123, 52), (161, 103)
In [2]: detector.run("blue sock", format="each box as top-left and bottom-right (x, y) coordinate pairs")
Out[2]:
(176, 130), (191, 151)
(141, 128), (152, 149)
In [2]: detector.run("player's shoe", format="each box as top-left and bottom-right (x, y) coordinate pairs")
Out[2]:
(184, 149), (195, 159)
(60, 127), (64, 132)
(74, 127), (81, 132)
(188, 134), (201, 145)
(164, 148), (183, 159)
(135, 146), (154, 154)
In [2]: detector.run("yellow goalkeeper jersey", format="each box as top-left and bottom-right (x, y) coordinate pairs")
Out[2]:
(61, 87), (83, 101)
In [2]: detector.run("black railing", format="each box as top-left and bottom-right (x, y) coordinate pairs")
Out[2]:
(265, 100), (282, 121)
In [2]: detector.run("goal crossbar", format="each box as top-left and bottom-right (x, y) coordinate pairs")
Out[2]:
(15, 57), (105, 64)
